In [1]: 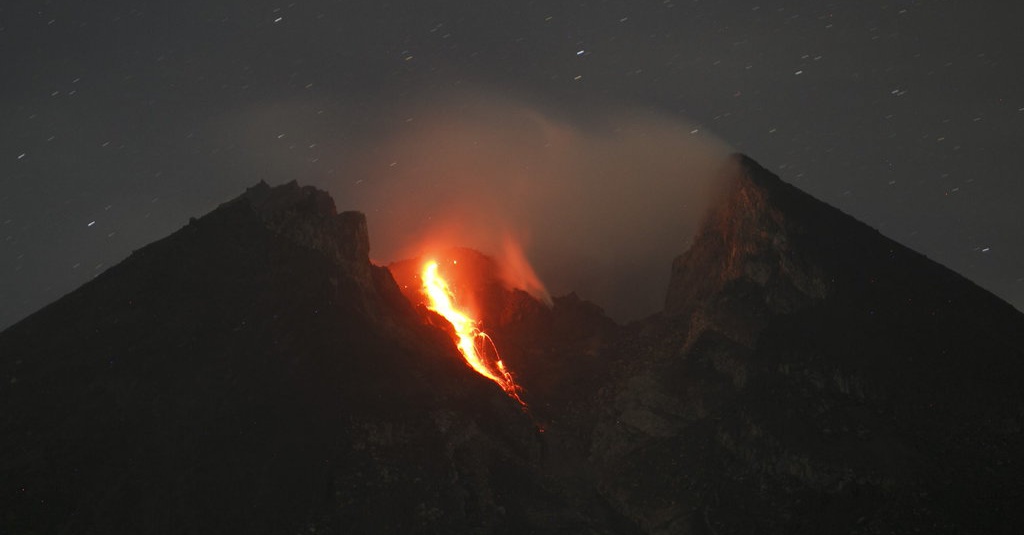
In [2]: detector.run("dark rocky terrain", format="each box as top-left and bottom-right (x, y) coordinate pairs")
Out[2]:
(2, 154), (1022, 534)
(588, 155), (1024, 534)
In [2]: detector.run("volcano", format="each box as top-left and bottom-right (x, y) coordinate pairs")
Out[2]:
(2, 154), (1022, 534)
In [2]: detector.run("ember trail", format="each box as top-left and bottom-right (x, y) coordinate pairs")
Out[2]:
(421, 260), (527, 407)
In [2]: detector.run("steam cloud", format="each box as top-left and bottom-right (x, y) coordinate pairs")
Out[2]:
(231, 91), (732, 321)
(340, 92), (732, 322)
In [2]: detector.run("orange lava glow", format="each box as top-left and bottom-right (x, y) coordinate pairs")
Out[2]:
(421, 260), (526, 406)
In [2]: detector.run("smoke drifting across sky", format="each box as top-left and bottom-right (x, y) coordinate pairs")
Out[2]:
(340, 92), (732, 321)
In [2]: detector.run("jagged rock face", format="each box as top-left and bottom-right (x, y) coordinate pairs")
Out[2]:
(243, 181), (372, 285)
(0, 183), (614, 534)
(665, 156), (829, 347)
(591, 154), (1024, 534)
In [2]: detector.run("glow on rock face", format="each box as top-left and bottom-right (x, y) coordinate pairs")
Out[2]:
(421, 260), (525, 406)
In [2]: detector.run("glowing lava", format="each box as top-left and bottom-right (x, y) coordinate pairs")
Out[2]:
(421, 260), (526, 406)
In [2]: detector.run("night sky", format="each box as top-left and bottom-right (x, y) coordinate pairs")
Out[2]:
(3, 0), (1023, 328)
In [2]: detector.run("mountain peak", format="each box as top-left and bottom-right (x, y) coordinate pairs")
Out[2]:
(233, 180), (370, 273)
(666, 153), (1023, 345)
(665, 154), (831, 322)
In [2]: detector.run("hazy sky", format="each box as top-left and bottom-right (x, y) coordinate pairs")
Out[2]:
(2, 0), (1023, 327)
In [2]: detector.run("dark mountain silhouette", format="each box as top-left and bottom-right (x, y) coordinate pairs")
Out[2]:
(2, 155), (1022, 534)
(0, 182), (620, 534)
(589, 155), (1024, 534)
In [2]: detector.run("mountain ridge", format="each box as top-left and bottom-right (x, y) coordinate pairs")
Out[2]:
(591, 154), (1024, 533)
(2, 153), (1022, 534)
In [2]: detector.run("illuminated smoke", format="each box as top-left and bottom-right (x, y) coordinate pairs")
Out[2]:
(239, 90), (732, 321)
(346, 92), (730, 321)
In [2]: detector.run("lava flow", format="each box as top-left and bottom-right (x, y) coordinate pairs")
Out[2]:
(421, 260), (526, 407)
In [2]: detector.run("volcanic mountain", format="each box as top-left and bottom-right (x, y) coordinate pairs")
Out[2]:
(2, 154), (1022, 534)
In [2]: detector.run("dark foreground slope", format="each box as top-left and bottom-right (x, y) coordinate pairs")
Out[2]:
(588, 155), (1024, 533)
(0, 182), (619, 534)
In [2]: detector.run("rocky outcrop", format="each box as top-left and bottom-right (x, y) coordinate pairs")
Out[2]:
(666, 155), (830, 320)
(0, 183), (616, 535)
(241, 180), (372, 283)
(591, 154), (1024, 534)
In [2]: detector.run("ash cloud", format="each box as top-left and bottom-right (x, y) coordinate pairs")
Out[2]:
(340, 92), (732, 322)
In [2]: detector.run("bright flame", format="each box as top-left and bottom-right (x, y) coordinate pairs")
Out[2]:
(421, 260), (526, 406)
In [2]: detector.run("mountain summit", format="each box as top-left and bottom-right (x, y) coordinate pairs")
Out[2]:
(2, 155), (1022, 534)
(591, 154), (1024, 533)
(0, 180), (579, 534)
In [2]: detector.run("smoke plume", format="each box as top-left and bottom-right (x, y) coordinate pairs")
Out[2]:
(334, 92), (731, 321)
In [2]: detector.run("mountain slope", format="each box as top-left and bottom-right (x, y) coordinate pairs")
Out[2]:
(0, 182), (614, 534)
(590, 154), (1024, 534)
